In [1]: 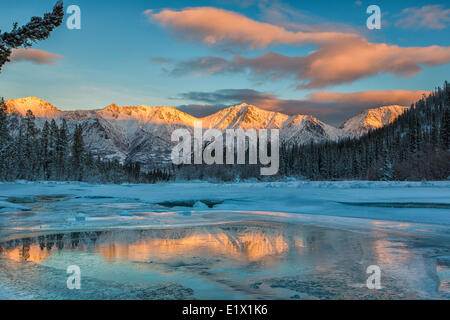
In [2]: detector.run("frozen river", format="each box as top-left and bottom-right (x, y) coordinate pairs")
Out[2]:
(0, 181), (449, 299)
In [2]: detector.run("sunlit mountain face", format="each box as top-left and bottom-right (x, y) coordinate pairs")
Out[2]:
(340, 105), (410, 136)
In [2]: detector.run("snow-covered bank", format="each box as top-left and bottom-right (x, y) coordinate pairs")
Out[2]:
(2, 179), (449, 188)
(0, 180), (449, 240)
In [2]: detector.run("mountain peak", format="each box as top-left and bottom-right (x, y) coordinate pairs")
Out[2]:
(5, 97), (62, 118)
(99, 103), (197, 125)
(341, 105), (409, 136)
(228, 103), (273, 114)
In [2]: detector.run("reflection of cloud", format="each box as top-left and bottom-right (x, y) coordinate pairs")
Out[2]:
(10, 49), (62, 65)
(149, 7), (450, 88)
(396, 5), (450, 30)
(373, 237), (411, 265)
(176, 88), (429, 126)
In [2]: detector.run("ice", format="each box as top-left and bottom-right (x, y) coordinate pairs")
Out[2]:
(0, 201), (31, 212)
(75, 213), (87, 221)
(0, 180), (449, 238)
(193, 201), (208, 209)
(0, 222), (447, 299)
(0, 180), (449, 299)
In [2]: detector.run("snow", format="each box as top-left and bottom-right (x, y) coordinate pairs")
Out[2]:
(5, 97), (62, 118)
(0, 180), (449, 237)
(193, 201), (208, 209)
(201, 103), (353, 143)
(341, 105), (409, 136)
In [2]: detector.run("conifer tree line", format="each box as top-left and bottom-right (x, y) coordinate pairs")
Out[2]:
(0, 100), (172, 183)
(278, 81), (450, 181)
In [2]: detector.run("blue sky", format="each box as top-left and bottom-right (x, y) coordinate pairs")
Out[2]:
(1, 0), (449, 125)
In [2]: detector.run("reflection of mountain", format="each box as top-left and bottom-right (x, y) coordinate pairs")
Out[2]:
(0, 242), (53, 263)
(0, 234), (87, 263)
(0, 225), (312, 264)
(96, 229), (290, 263)
(0, 224), (373, 268)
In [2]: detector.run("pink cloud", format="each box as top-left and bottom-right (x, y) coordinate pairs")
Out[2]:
(396, 5), (450, 30)
(307, 90), (429, 107)
(150, 7), (359, 48)
(10, 49), (62, 65)
(150, 7), (450, 88)
(166, 42), (450, 89)
(294, 40), (450, 88)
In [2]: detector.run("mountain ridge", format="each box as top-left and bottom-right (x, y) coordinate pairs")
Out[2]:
(4, 97), (354, 169)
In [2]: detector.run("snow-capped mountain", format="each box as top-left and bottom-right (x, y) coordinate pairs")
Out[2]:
(5, 97), (63, 118)
(5, 98), (353, 169)
(340, 105), (409, 136)
(201, 103), (351, 144)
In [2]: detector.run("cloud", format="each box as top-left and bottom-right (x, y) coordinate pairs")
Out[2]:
(149, 7), (359, 48)
(170, 56), (231, 76)
(257, 1), (361, 35)
(177, 89), (276, 105)
(177, 104), (227, 118)
(149, 7), (450, 89)
(165, 44), (450, 89)
(396, 5), (450, 30)
(213, 0), (265, 9)
(10, 49), (62, 65)
(307, 90), (429, 107)
(151, 57), (173, 64)
(176, 88), (429, 126)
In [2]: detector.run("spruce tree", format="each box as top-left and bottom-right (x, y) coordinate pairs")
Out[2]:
(41, 121), (50, 178)
(56, 119), (68, 180)
(0, 1), (64, 72)
(24, 110), (40, 179)
(441, 107), (449, 151)
(71, 124), (84, 181)
(0, 98), (9, 147)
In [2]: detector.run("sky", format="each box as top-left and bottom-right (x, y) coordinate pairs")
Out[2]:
(0, 0), (450, 126)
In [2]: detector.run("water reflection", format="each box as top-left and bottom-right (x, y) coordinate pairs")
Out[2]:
(0, 224), (308, 265)
(0, 222), (445, 299)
